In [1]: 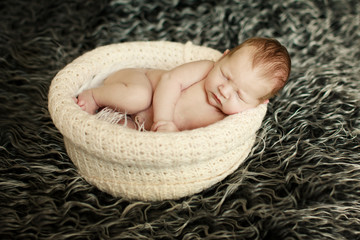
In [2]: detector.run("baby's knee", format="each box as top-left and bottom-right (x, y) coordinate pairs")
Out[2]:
(128, 85), (152, 110)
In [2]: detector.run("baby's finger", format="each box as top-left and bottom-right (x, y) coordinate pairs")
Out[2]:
(150, 122), (162, 131)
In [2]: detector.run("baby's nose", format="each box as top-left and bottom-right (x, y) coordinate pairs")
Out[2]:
(219, 84), (232, 98)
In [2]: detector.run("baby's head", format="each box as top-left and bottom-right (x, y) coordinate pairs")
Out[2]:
(227, 37), (291, 100)
(205, 37), (291, 115)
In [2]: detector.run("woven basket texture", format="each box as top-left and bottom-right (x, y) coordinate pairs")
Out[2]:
(48, 41), (267, 201)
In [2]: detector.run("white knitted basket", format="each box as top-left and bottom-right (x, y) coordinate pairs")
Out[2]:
(48, 41), (267, 201)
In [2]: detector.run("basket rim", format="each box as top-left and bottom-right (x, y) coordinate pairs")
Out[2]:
(48, 41), (267, 164)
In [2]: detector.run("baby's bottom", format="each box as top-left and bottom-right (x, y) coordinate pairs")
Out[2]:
(76, 68), (153, 115)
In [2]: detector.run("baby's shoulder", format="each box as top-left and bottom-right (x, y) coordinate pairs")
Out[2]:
(194, 59), (215, 66)
(186, 59), (214, 74)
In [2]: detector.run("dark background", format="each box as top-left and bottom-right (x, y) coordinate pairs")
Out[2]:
(1, 0), (359, 239)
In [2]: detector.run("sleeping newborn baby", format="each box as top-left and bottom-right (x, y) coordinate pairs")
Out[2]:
(75, 37), (291, 132)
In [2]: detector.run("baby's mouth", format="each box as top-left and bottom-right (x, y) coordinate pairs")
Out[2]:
(213, 93), (221, 105)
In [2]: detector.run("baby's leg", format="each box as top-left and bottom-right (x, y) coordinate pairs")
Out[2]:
(90, 69), (153, 114)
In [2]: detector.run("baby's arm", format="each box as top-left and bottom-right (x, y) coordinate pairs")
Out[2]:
(151, 60), (214, 132)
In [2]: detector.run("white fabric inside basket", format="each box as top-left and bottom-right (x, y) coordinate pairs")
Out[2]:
(48, 41), (267, 201)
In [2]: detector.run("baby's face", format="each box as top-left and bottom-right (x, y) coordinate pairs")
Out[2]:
(204, 46), (272, 114)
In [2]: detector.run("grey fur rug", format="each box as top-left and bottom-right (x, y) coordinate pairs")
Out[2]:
(1, 0), (359, 239)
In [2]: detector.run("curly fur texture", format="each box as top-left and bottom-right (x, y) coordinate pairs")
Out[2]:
(0, 0), (359, 239)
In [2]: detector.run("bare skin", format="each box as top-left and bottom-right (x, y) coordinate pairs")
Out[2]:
(76, 68), (225, 131)
(76, 46), (273, 132)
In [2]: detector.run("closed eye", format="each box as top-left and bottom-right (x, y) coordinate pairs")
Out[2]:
(220, 69), (229, 80)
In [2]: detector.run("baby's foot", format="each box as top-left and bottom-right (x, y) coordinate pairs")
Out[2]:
(75, 89), (99, 114)
(134, 107), (153, 131)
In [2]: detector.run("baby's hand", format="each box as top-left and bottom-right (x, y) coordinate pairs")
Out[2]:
(151, 121), (179, 132)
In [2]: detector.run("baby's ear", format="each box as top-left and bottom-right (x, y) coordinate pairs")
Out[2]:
(263, 99), (269, 104)
(218, 49), (230, 61)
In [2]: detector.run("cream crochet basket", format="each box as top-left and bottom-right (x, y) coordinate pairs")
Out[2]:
(48, 41), (267, 201)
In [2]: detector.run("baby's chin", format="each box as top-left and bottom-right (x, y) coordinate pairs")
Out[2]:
(226, 111), (241, 115)
(226, 106), (258, 115)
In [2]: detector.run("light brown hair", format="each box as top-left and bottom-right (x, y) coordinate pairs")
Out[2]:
(228, 37), (291, 100)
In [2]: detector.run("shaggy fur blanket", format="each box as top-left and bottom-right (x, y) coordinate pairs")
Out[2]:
(1, 0), (359, 239)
